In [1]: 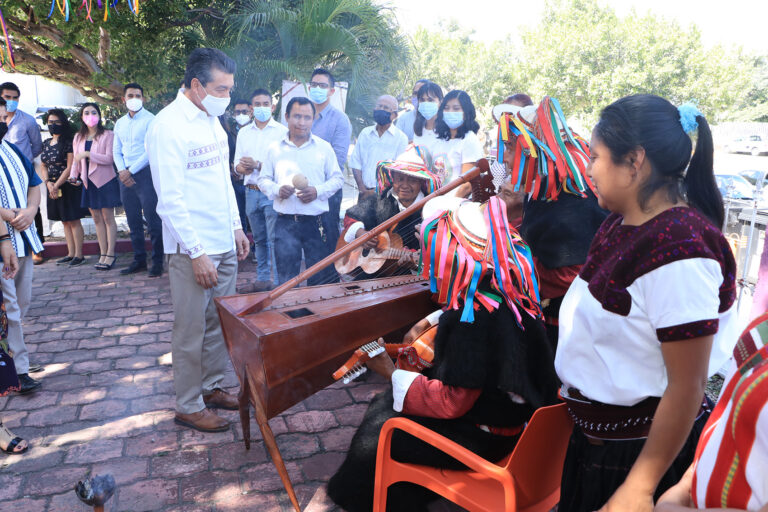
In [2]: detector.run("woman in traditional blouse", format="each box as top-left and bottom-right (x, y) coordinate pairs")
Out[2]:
(555, 95), (737, 512)
(40, 109), (88, 267)
(70, 103), (120, 270)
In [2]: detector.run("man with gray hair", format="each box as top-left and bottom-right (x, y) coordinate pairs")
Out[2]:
(349, 95), (408, 200)
(146, 47), (250, 433)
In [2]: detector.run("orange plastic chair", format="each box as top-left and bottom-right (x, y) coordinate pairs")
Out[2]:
(372, 403), (573, 512)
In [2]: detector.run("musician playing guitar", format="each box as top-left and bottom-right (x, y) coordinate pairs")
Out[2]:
(336, 146), (443, 279)
(327, 195), (559, 512)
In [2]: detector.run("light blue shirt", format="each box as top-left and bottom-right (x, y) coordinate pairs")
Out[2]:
(113, 108), (155, 174)
(5, 109), (42, 161)
(395, 109), (416, 142)
(311, 104), (351, 170)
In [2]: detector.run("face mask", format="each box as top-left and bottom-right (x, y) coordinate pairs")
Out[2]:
(5, 100), (18, 113)
(82, 114), (100, 128)
(308, 87), (328, 104)
(235, 114), (251, 126)
(195, 83), (230, 117)
(443, 111), (464, 129)
(0, 122), (6, 140)
(48, 124), (65, 135)
(126, 98), (143, 112)
(418, 101), (438, 120)
(373, 109), (392, 126)
(253, 106), (272, 123)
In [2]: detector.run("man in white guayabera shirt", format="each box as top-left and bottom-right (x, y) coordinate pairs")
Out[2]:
(146, 48), (250, 433)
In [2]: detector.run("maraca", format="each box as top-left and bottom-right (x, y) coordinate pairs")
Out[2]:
(292, 173), (309, 190)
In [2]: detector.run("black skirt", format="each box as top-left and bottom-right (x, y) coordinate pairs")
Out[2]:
(558, 402), (711, 512)
(81, 177), (122, 210)
(326, 391), (520, 512)
(47, 182), (89, 222)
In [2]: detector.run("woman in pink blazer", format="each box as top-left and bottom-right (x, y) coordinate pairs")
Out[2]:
(70, 103), (121, 270)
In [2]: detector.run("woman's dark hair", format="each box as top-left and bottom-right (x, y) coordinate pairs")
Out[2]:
(44, 108), (74, 144)
(413, 81), (443, 137)
(77, 102), (105, 139)
(594, 94), (723, 228)
(435, 90), (480, 141)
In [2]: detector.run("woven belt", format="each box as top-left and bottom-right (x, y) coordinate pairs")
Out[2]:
(563, 388), (710, 441)
(246, 184), (259, 191)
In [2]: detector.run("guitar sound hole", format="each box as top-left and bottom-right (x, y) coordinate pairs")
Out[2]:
(285, 308), (315, 319)
(344, 285), (361, 290)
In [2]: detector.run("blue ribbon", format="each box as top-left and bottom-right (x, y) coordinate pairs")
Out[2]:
(460, 261), (482, 323)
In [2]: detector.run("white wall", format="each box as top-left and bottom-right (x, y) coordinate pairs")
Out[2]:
(0, 71), (89, 113)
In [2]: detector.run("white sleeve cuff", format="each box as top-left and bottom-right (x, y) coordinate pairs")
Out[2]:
(391, 369), (421, 412)
(344, 222), (365, 244)
(425, 309), (444, 326)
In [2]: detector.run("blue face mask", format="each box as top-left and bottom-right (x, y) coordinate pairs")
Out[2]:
(418, 101), (438, 120)
(309, 87), (328, 104)
(253, 106), (272, 123)
(443, 111), (464, 129)
(5, 100), (18, 113)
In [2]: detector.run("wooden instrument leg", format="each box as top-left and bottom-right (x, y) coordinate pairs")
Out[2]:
(245, 365), (301, 512)
(238, 373), (251, 450)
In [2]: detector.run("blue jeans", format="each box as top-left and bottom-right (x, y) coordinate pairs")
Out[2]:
(231, 176), (249, 233)
(119, 166), (163, 267)
(245, 187), (277, 282)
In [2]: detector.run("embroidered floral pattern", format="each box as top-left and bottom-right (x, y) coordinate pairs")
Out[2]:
(581, 207), (736, 317)
(657, 319), (719, 342)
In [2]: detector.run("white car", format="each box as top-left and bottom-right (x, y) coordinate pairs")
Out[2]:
(724, 135), (768, 156)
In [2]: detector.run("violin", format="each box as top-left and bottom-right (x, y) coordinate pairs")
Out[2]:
(332, 324), (438, 383)
(334, 230), (415, 276)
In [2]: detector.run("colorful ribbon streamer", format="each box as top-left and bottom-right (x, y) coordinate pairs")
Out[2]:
(0, 6), (15, 69)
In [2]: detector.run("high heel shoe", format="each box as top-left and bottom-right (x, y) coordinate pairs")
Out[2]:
(95, 255), (116, 271)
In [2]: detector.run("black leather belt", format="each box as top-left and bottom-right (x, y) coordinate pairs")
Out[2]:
(277, 213), (317, 222)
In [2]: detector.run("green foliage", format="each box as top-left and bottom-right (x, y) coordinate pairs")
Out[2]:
(398, 0), (763, 130)
(230, 0), (410, 133)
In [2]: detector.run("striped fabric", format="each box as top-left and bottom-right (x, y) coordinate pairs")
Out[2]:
(691, 312), (768, 509)
(0, 141), (44, 257)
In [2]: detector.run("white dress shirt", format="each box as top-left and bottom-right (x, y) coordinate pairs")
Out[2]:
(233, 118), (288, 186)
(258, 134), (343, 216)
(349, 124), (408, 190)
(113, 108), (155, 174)
(145, 91), (241, 259)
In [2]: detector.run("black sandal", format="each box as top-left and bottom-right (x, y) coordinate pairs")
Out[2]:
(95, 255), (116, 271)
(93, 254), (106, 269)
(0, 423), (29, 454)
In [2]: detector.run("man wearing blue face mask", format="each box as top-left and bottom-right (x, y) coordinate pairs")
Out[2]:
(1, 82), (45, 265)
(234, 88), (287, 292)
(349, 95), (408, 201)
(308, 68), (351, 284)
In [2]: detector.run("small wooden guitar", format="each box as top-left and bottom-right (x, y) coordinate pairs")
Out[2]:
(334, 230), (414, 276)
(332, 324), (439, 383)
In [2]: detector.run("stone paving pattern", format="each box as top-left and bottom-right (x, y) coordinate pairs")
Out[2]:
(0, 254), (389, 511)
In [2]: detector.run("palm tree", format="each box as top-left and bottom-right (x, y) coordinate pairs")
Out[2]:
(230, 0), (410, 132)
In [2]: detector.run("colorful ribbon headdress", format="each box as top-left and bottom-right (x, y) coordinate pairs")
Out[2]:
(419, 195), (541, 324)
(376, 144), (444, 196)
(497, 96), (594, 201)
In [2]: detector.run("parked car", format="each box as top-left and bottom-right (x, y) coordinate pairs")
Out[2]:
(724, 135), (768, 156)
(716, 174), (756, 200)
(739, 170), (768, 190)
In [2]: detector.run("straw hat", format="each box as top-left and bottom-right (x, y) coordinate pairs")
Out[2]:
(419, 195), (540, 324)
(497, 96), (593, 200)
(376, 144), (445, 196)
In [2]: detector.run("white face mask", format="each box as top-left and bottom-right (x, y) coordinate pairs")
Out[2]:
(126, 98), (143, 112)
(235, 114), (251, 126)
(195, 83), (230, 117)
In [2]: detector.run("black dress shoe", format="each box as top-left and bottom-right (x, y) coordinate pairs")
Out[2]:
(17, 374), (41, 394)
(148, 264), (163, 278)
(120, 260), (147, 275)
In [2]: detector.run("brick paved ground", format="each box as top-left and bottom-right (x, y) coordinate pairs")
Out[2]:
(0, 254), (388, 511)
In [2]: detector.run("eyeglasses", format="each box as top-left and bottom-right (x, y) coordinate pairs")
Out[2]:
(233, 110), (250, 115)
(308, 82), (331, 90)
